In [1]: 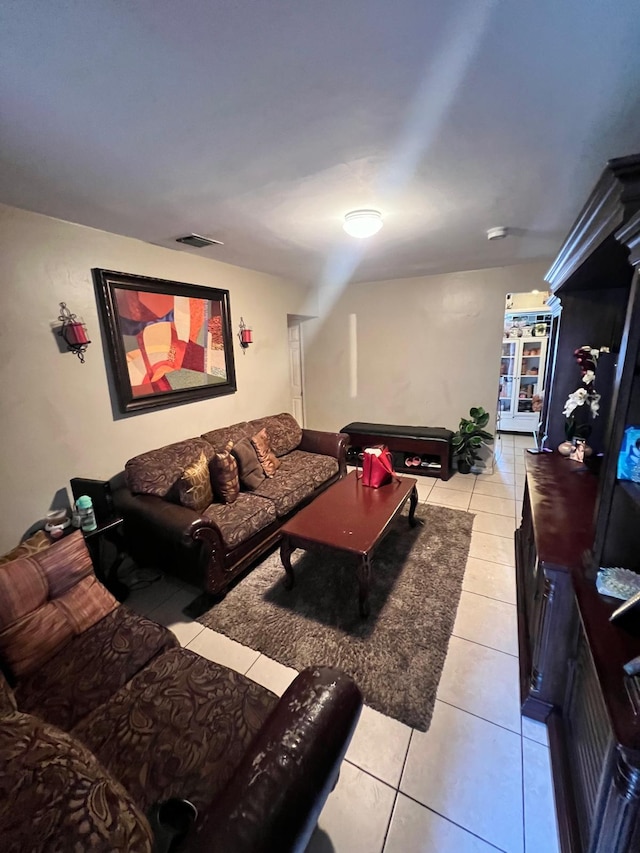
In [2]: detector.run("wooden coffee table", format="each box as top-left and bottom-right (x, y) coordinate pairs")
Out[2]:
(279, 471), (419, 618)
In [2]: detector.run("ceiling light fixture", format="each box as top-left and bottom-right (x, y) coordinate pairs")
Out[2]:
(343, 209), (383, 238)
(487, 226), (508, 241)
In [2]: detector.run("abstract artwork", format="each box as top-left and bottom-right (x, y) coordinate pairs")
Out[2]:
(93, 269), (236, 413)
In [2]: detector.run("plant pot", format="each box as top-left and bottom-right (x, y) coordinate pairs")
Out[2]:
(457, 460), (472, 474)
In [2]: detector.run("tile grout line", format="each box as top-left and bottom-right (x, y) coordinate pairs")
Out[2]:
(380, 790), (399, 853)
(460, 589), (517, 608)
(467, 552), (516, 568)
(435, 697), (521, 738)
(461, 586), (516, 607)
(450, 632), (519, 659)
(394, 794), (509, 853)
(379, 728), (416, 852)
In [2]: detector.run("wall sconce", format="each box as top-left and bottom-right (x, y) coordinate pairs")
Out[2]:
(58, 302), (91, 363)
(238, 317), (253, 352)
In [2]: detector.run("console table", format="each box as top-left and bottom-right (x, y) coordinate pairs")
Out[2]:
(341, 422), (453, 480)
(517, 453), (640, 852)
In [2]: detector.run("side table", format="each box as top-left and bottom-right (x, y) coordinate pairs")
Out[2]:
(82, 516), (130, 602)
(49, 517), (130, 602)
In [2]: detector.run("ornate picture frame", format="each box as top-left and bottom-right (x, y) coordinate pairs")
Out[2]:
(93, 269), (237, 413)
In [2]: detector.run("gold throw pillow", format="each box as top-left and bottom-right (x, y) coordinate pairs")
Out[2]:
(176, 452), (213, 512)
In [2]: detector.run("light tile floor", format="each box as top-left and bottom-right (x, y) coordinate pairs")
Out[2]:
(125, 432), (559, 853)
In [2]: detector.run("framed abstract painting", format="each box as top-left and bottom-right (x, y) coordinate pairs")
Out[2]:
(93, 269), (237, 413)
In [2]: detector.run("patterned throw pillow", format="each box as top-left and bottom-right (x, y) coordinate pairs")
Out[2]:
(232, 438), (266, 490)
(251, 428), (282, 478)
(176, 452), (213, 512)
(209, 441), (240, 504)
(0, 532), (118, 678)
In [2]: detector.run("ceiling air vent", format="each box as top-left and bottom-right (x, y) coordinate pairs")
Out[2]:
(176, 234), (224, 248)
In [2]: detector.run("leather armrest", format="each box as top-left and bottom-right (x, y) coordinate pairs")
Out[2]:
(187, 666), (362, 853)
(113, 488), (219, 545)
(298, 430), (348, 474)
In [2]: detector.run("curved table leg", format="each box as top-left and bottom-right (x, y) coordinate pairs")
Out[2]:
(280, 536), (296, 589)
(408, 484), (419, 527)
(357, 555), (371, 618)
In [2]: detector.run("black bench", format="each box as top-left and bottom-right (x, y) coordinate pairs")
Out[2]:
(341, 422), (454, 481)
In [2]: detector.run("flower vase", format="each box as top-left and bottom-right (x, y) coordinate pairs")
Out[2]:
(558, 438), (593, 461)
(569, 438), (592, 463)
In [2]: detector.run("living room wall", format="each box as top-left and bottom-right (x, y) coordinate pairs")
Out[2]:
(303, 261), (551, 434)
(0, 203), (314, 551)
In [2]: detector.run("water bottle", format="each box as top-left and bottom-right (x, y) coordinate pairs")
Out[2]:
(76, 495), (97, 532)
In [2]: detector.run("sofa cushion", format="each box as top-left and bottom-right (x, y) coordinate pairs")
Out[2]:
(251, 427), (282, 478)
(0, 710), (153, 852)
(277, 449), (340, 489)
(72, 647), (279, 813)
(202, 493), (277, 548)
(209, 441), (240, 504)
(201, 420), (251, 451)
(176, 451), (214, 512)
(125, 437), (215, 498)
(0, 530), (50, 566)
(0, 532), (118, 678)
(232, 437), (266, 490)
(253, 475), (316, 518)
(15, 606), (178, 731)
(247, 412), (302, 457)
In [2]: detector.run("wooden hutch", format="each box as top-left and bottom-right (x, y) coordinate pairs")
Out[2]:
(516, 154), (640, 852)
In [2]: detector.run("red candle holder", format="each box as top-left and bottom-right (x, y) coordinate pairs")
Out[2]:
(58, 302), (91, 363)
(238, 317), (253, 352)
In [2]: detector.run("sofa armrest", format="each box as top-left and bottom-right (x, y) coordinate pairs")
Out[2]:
(113, 487), (202, 544)
(298, 430), (348, 476)
(113, 489), (226, 559)
(188, 666), (362, 853)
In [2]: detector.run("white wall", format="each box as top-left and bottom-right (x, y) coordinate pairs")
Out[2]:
(0, 204), (313, 550)
(303, 261), (551, 434)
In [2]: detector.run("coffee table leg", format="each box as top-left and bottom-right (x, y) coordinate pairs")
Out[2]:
(408, 484), (419, 527)
(357, 555), (371, 618)
(280, 536), (295, 589)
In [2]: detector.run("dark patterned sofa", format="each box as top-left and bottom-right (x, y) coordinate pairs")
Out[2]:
(113, 412), (348, 607)
(0, 531), (362, 852)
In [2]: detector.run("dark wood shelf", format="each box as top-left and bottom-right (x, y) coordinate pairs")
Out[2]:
(524, 453), (598, 571)
(573, 573), (640, 757)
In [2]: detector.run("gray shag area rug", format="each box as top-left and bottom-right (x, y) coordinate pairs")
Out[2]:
(197, 503), (473, 731)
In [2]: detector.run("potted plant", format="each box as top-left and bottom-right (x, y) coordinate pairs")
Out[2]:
(452, 406), (494, 474)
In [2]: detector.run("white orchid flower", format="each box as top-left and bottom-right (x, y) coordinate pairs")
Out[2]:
(582, 369), (595, 385)
(562, 387), (588, 417)
(590, 393), (601, 417)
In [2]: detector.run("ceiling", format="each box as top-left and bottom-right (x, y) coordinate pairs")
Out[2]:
(1, 0), (639, 286)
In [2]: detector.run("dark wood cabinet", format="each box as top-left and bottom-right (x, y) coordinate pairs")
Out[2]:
(516, 155), (640, 852)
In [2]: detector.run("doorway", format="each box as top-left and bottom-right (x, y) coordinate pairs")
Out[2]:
(287, 318), (305, 426)
(497, 292), (552, 435)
